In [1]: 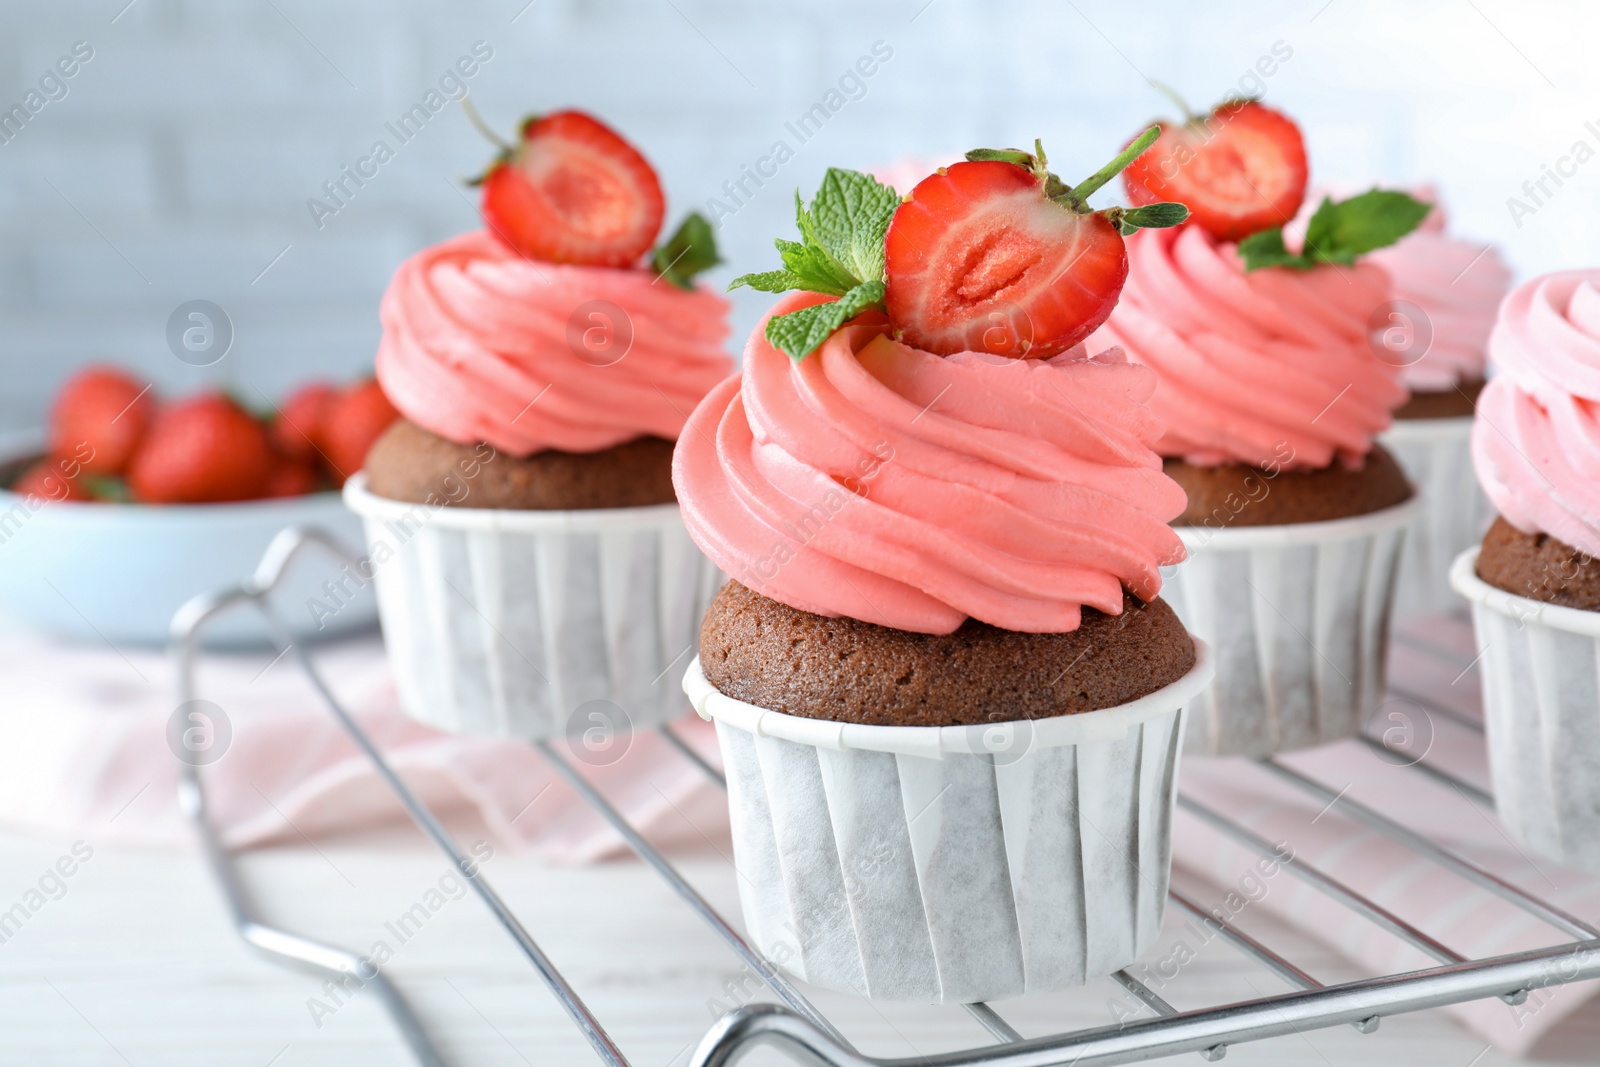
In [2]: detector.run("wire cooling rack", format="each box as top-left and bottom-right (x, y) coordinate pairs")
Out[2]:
(172, 526), (1600, 1067)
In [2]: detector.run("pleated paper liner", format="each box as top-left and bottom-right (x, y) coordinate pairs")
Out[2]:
(1382, 417), (1492, 618)
(1162, 498), (1418, 758)
(683, 643), (1213, 1003)
(1452, 548), (1600, 873)
(345, 474), (722, 740)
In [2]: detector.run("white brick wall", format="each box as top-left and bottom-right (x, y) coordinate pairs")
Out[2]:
(0, 0), (1593, 430)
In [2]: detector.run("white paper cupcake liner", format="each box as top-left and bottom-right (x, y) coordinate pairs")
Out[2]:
(344, 475), (723, 740)
(1160, 500), (1417, 758)
(683, 643), (1213, 1003)
(1381, 417), (1492, 618)
(1451, 549), (1600, 872)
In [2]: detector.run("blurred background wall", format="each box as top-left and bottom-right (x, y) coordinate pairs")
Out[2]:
(0, 0), (1592, 429)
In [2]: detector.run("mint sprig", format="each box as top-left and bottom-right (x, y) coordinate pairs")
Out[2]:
(651, 212), (722, 290)
(802, 169), (900, 285)
(730, 167), (900, 361)
(1238, 189), (1431, 272)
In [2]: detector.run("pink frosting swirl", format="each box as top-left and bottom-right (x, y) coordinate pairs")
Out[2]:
(1472, 270), (1600, 558)
(1367, 197), (1512, 391)
(673, 293), (1188, 635)
(1088, 226), (1406, 470)
(376, 230), (733, 455)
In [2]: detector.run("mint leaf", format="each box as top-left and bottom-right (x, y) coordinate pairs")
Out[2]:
(764, 281), (886, 362)
(728, 270), (803, 294)
(1237, 227), (1305, 271)
(1242, 189), (1431, 272)
(651, 212), (721, 291)
(1116, 202), (1190, 235)
(732, 170), (902, 357)
(1302, 189), (1432, 263)
(730, 246), (852, 297)
(776, 236), (857, 295)
(800, 169), (901, 287)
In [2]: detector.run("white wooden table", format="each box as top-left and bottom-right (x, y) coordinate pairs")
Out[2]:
(2, 815), (1589, 1067)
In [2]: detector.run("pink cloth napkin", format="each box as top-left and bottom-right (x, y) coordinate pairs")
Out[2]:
(0, 625), (727, 863)
(6, 613), (1596, 1055)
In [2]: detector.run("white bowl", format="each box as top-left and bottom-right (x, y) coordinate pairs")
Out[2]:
(0, 448), (376, 647)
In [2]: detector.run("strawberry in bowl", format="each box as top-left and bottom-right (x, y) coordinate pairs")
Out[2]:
(0, 368), (400, 645)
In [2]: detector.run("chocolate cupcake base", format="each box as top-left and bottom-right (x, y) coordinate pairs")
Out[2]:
(1476, 516), (1600, 611)
(1392, 377), (1485, 421)
(364, 418), (676, 510)
(1166, 443), (1413, 529)
(700, 582), (1194, 726)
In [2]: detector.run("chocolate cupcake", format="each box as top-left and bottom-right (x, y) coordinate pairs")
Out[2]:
(1084, 101), (1438, 757)
(1093, 222), (1426, 756)
(1452, 269), (1600, 872)
(678, 149), (1211, 1002)
(343, 111), (734, 740)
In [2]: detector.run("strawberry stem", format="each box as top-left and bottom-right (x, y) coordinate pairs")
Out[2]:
(1148, 79), (1199, 124)
(1065, 126), (1161, 205)
(458, 96), (514, 153)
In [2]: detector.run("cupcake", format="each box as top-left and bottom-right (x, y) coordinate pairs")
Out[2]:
(1452, 269), (1600, 872)
(345, 108), (734, 739)
(1366, 191), (1512, 616)
(677, 140), (1212, 1002)
(1372, 191), (1511, 412)
(1094, 98), (1427, 757)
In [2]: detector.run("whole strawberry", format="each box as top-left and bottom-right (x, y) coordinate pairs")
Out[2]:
(317, 379), (399, 486)
(11, 460), (91, 502)
(49, 365), (153, 476)
(270, 381), (337, 462)
(128, 393), (274, 503)
(473, 109), (665, 267)
(262, 458), (319, 498)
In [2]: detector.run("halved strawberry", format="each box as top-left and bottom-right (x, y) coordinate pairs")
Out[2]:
(48, 365), (153, 476)
(1123, 99), (1308, 243)
(476, 110), (664, 267)
(884, 161), (1129, 358)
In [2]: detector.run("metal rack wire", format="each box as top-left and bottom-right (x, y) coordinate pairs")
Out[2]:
(173, 527), (1600, 1067)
